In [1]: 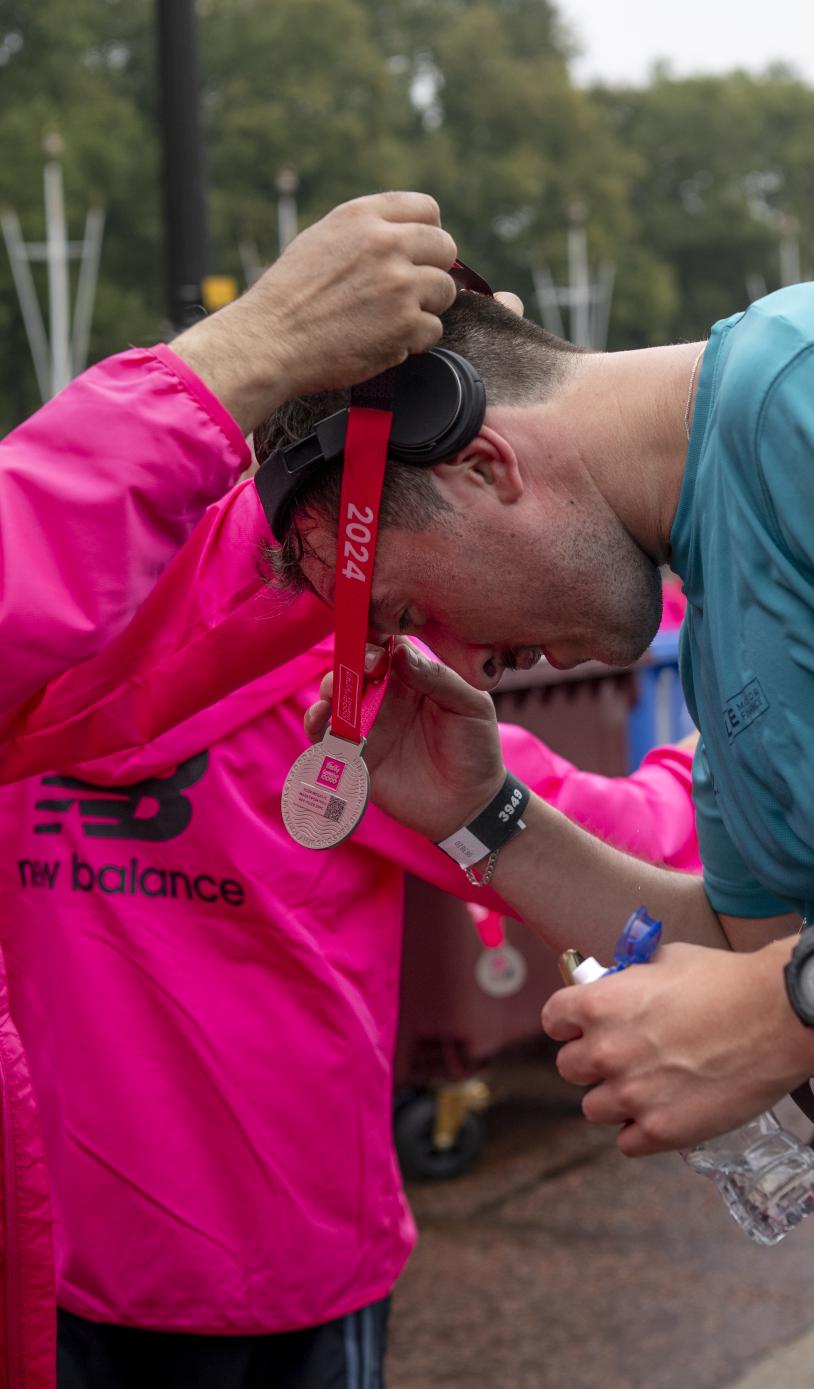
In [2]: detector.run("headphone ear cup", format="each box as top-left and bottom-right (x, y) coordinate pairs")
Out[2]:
(388, 349), (486, 466)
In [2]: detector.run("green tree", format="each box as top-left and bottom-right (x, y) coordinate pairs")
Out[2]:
(359, 0), (672, 342)
(4, 2), (814, 433)
(0, 0), (421, 429)
(199, 0), (418, 276)
(595, 69), (814, 344)
(0, 0), (161, 430)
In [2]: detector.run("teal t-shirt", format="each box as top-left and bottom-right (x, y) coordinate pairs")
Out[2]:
(671, 285), (814, 922)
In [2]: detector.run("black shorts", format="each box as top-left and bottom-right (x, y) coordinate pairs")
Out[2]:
(57, 1298), (390, 1389)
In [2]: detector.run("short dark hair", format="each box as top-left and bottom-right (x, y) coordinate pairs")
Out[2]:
(255, 292), (581, 593)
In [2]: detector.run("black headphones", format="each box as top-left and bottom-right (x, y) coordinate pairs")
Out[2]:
(255, 348), (485, 541)
(255, 259), (492, 542)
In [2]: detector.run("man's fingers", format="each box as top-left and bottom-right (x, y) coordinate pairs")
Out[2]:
(316, 644), (388, 700)
(541, 986), (590, 1042)
(306, 644), (388, 741)
(364, 643), (391, 678)
(370, 190), (443, 225)
(383, 267), (458, 354)
(404, 311), (447, 357)
(555, 1039), (602, 1086)
(304, 697), (331, 742)
(412, 265), (459, 316)
(616, 1122), (658, 1159)
(580, 1083), (629, 1126)
(397, 223), (458, 272)
(393, 641), (494, 717)
(495, 291), (524, 317)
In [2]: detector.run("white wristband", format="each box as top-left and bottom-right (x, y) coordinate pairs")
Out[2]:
(435, 771), (530, 869)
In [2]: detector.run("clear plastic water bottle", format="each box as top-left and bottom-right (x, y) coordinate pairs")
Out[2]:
(560, 907), (814, 1246)
(682, 1110), (814, 1245)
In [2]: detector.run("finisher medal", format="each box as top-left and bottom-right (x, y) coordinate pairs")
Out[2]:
(281, 731), (370, 850)
(282, 371), (395, 850)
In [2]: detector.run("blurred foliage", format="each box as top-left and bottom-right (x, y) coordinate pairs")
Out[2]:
(199, 0), (419, 272)
(594, 69), (814, 343)
(0, 0), (161, 429)
(0, 0), (812, 430)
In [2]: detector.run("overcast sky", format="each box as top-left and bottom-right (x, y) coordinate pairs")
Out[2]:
(558, 0), (814, 87)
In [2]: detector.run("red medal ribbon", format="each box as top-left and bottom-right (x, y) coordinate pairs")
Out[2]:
(330, 375), (395, 744)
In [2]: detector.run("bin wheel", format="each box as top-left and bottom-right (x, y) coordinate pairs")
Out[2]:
(394, 1093), (485, 1180)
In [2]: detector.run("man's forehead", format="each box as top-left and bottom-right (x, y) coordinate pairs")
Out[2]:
(300, 552), (402, 626)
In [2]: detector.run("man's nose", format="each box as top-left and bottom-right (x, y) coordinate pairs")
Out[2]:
(427, 638), (502, 692)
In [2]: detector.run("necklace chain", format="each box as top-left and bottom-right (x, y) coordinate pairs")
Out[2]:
(684, 347), (705, 441)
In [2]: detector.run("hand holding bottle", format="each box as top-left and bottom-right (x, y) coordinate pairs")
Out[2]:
(557, 909), (814, 1245)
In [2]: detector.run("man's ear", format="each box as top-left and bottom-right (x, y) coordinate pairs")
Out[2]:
(432, 426), (523, 505)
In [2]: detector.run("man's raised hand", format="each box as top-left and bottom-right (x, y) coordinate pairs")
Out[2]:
(304, 639), (505, 844)
(542, 936), (813, 1156)
(173, 192), (458, 434)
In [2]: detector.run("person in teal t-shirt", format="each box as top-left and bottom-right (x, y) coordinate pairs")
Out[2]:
(262, 283), (814, 1156)
(673, 288), (814, 928)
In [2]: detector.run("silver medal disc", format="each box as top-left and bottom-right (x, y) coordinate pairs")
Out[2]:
(475, 943), (528, 998)
(281, 731), (370, 849)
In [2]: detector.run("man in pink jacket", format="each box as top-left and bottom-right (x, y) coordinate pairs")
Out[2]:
(0, 239), (695, 1385)
(0, 310), (699, 1387)
(0, 619), (699, 1386)
(0, 188), (461, 1388)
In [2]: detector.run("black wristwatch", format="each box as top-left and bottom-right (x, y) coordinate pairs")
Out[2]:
(784, 931), (814, 1028)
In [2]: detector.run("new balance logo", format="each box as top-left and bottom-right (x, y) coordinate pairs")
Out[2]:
(34, 751), (209, 842)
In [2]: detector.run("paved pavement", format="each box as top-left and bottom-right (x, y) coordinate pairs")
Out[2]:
(725, 1327), (814, 1389)
(387, 1041), (814, 1389)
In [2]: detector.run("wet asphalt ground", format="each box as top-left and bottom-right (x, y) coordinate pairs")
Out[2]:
(387, 1041), (814, 1389)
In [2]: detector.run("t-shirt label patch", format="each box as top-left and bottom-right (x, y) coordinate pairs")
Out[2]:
(723, 677), (769, 742)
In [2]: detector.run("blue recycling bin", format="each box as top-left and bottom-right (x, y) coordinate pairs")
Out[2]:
(628, 627), (695, 770)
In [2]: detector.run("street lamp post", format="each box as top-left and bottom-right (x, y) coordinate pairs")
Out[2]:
(155, 0), (210, 331)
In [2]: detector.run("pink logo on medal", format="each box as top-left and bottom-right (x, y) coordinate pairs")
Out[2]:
(316, 756), (345, 791)
(337, 664), (360, 729)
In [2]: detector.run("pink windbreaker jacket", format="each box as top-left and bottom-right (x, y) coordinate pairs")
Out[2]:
(0, 345), (263, 1388)
(0, 346), (250, 715)
(0, 346), (700, 1373)
(0, 637), (700, 1338)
